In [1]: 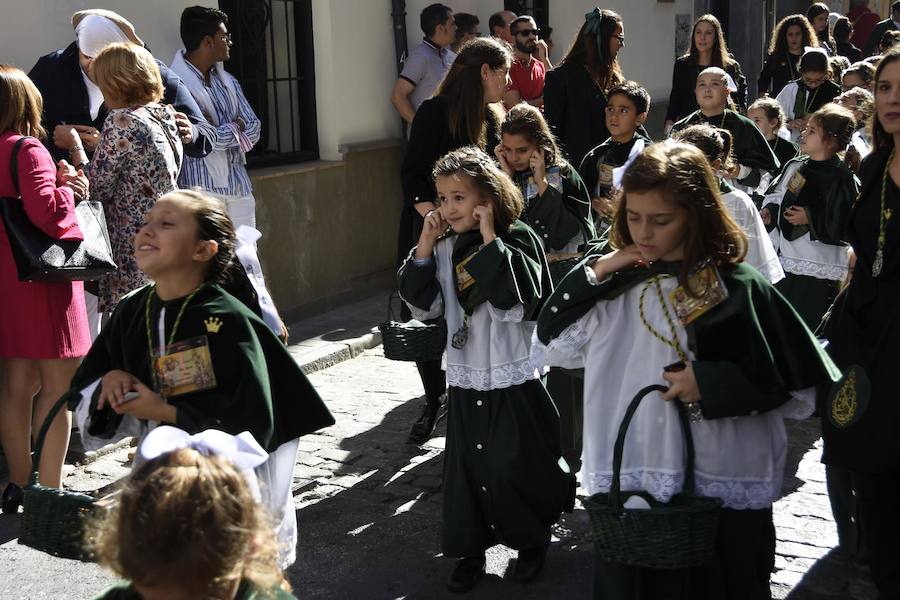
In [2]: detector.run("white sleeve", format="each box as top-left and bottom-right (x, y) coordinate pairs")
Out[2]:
(775, 83), (798, 121)
(530, 308), (596, 371)
(487, 303), (525, 323)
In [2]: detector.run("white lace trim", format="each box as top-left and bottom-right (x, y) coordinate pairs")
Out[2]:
(446, 356), (543, 391)
(587, 469), (779, 510)
(530, 315), (589, 371)
(780, 256), (846, 281)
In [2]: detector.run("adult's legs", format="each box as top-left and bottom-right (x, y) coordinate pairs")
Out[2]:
(826, 464), (863, 560)
(0, 359), (40, 486)
(853, 470), (900, 598)
(31, 358), (81, 488)
(400, 303), (447, 443)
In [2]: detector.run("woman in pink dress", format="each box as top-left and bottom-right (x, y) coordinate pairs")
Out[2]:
(0, 65), (91, 513)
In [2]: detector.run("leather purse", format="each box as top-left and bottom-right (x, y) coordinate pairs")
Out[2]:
(0, 136), (117, 282)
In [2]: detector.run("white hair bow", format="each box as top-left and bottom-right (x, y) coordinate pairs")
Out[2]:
(137, 426), (269, 499)
(803, 46), (829, 59)
(612, 138), (646, 189)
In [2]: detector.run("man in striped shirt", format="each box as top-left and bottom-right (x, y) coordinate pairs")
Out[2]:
(170, 6), (261, 229)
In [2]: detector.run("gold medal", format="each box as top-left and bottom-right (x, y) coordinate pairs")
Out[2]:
(787, 171), (806, 196)
(668, 262), (729, 326)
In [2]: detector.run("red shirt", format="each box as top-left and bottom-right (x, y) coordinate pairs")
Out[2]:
(507, 56), (546, 102)
(848, 6), (880, 50)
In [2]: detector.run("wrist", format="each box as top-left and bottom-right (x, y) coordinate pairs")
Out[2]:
(415, 240), (435, 258)
(481, 230), (497, 245)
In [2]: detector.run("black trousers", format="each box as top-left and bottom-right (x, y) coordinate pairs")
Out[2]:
(825, 465), (865, 560)
(853, 470), (900, 599)
(593, 507), (775, 600)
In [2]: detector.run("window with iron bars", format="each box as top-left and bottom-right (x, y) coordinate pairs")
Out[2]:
(218, 0), (318, 167)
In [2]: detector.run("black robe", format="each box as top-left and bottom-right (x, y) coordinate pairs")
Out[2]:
(67, 284), (334, 452)
(757, 51), (803, 98)
(578, 133), (653, 201)
(670, 109), (780, 189)
(821, 148), (900, 473)
(664, 55), (748, 124)
(768, 136), (799, 176)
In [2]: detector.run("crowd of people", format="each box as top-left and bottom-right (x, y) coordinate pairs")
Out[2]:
(394, 2), (899, 599)
(0, 1), (898, 599)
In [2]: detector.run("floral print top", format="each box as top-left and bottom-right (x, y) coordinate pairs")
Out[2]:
(89, 104), (183, 312)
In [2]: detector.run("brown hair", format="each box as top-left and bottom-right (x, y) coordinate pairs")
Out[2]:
(838, 86), (875, 123)
(91, 42), (164, 106)
(844, 61), (875, 86)
(436, 37), (509, 146)
(158, 190), (237, 284)
(748, 96), (787, 130)
(881, 29), (900, 53)
(0, 65), (45, 138)
(673, 124), (736, 174)
(809, 103), (857, 152)
(560, 9), (624, 92)
(88, 448), (288, 597)
(432, 146), (523, 233)
(767, 15), (818, 56)
(611, 142), (747, 296)
(872, 49), (900, 150)
(685, 14), (736, 69)
(807, 3), (835, 49)
(500, 103), (563, 168)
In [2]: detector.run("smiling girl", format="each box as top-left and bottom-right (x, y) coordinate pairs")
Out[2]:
(761, 104), (859, 328)
(399, 146), (572, 593)
(532, 141), (838, 600)
(670, 67), (779, 193)
(65, 189), (333, 566)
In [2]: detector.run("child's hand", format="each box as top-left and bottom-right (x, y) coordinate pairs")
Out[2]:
(98, 370), (138, 410)
(661, 362), (701, 404)
(783, 205), (809, 225)
(494, 143), (513, 175)
(591, 196), (614, 218)
(592, 245), (646, 280)
(760, 207), (772, 226)
(529, 148), (547, 193)
(111, 380), (176, 423)
(472, 205), (496, 244)
(415, 209), (449, 258)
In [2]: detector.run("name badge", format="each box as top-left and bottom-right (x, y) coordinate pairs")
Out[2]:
(152, 335), (217, 398)
(787, 171), (806, 196)
(668, 262), (729, 326)
(596, 163), (614, 197)
(455, 252), (478, 292)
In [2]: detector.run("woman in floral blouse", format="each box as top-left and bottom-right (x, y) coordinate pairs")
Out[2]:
(89, 43), (182, 313)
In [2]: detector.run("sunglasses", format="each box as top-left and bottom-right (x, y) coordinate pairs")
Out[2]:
(515, 29), (539, 37)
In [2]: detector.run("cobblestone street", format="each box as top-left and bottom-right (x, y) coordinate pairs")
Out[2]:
(0, 344), (880, 599)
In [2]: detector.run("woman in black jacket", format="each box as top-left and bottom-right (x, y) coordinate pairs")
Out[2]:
(664, 14), (747, 133)
(398, 37), (509, 444)
(833, 17), (862, 64)
(543, 8), (625, 168)
(758, 14), (819, 98)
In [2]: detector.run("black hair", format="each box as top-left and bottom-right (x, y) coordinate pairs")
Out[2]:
(453, 13), (479, 40)
(673, 124), (736, 173)
(800, 50), (829, 74)
(180, 6), (228, 53)
(420, 4), (453, 37)
(510, 16), (535, 36)
(881, 29), (900, 52)
(607, 81), (651, 115)
(833, 17), (852, 44)
(894, 1), (900, 15)
(489, 11), (513, 36)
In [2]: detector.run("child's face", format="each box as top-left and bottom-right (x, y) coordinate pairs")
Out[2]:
(695, 72), (729, 113)
(134, 198), (215, 278)
(605, 94), (645, 141)
(500, 133), (538, 172)
(842, 72), (866, 92)
(800, 118), (831, 156)
(836, 94), (864, 122)
(625, 188), (688, 263)
(435, 173), (489, 234)
(748, 107), (777, 138)
(801, 70), (828, 90)
(786, 25), (803, 53)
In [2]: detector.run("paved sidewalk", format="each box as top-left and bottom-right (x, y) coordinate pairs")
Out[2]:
(0, 291), (880, 599)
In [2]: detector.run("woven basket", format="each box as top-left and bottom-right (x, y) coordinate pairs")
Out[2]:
(583, 384), (722, 569)
(379, 292), (447, 362)
(20, 394), (99, 561)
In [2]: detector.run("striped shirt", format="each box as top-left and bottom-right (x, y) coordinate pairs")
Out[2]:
(178, 60), (260, 196)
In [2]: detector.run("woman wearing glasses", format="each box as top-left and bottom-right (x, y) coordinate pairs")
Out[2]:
(544, 8), (629, 167)
(663, 14), (747, 134)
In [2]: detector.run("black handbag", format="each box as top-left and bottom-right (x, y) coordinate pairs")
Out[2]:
(0, 136), (117, 282)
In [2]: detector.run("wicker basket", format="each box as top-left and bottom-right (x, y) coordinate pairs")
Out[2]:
(583, 384), (722, 569)
(379, 292), (447, 362)
(19, 394), (99, 561)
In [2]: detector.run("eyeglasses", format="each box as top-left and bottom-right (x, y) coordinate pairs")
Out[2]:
(801, 75), (826, 87)
(515, 29), (539, 37)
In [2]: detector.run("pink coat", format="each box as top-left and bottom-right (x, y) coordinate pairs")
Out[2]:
(0, 131), (90, 359)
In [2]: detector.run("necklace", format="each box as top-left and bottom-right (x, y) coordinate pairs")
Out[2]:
(145, 284), (204, 392)
(786, 52), (798, 80)
(873, 148), (896, 277)
(804, 85), (821, 114)
(638, 276), (688, 363)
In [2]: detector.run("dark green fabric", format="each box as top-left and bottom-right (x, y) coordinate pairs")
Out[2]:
(93, 579), (298, 599)
(775, 272), (840, 330)
(792, 80), (841, 119)
(511, 160), (594, 251)
(769, 137), (799, 175)
(763, 156), (858, 244)
(577, 133), (653, 200)
(537, 259), (840, 419)
(670, 109), (780, 188)
(68, 285), (334, 453)
(442, 381), (574, 557)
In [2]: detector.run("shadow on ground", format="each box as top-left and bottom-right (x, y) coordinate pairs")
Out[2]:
(786, 549), (876, 600)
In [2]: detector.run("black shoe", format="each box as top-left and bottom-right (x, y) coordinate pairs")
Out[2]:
(1, 483), (24, 514)
(446, 556), (486, 593)
(514, 545), (547, 582)
(407, 394), (447, 445)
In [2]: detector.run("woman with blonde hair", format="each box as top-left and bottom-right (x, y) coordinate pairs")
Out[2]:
(87, 42), (182, 317)
(0, 65), (91, 512)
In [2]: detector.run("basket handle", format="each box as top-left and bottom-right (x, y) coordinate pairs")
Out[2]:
(608, 384), (696, 508)
(28, 392), (72, 487)
(386, 289), (401, 322)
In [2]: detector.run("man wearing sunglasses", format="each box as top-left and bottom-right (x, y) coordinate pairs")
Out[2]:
(504, 16), (551, 110)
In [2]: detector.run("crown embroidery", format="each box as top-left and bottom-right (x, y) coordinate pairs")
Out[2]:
(204, 317), (223, 333)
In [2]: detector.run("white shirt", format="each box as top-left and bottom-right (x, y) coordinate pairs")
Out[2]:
(721, 187), (785, 284)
